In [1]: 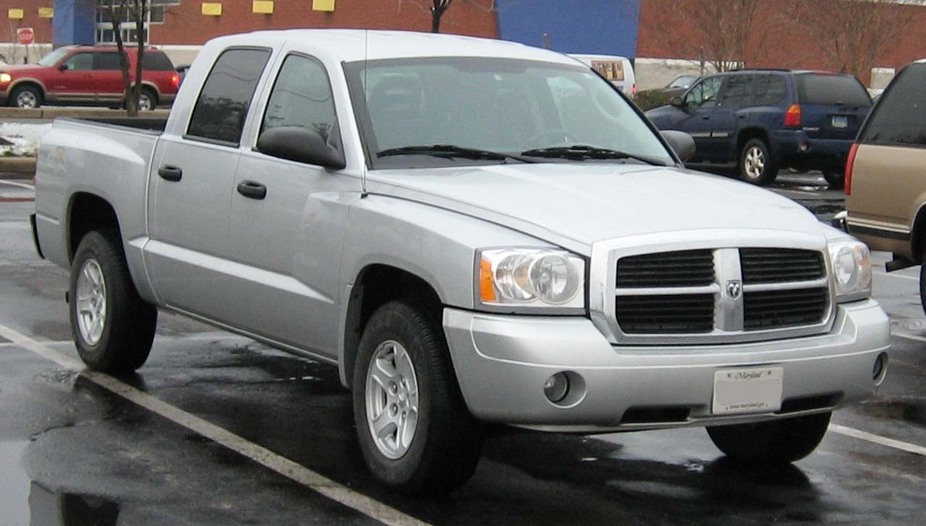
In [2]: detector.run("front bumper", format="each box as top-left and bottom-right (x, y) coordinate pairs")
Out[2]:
(443, 300), (890, 432)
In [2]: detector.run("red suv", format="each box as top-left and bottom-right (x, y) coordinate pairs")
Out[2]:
(0, 45), (179, 110)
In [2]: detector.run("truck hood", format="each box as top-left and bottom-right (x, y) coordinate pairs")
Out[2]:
(365, 163), (822, 250)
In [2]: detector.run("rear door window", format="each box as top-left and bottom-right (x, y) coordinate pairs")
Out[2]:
(860, 64), (926, 147)
(93, 52), (123, 71)
(187, 47), (272, 145)
(719, 74), (754, 107)
(796, 74), (871, 106)
(753, 74), (787, 106)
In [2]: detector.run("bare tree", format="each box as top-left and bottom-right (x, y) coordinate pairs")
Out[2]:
(431, 0), (453, 32)
(787, 0), (911, 84)
(643, 0), (765, 73)
(97, 0), (149, 116)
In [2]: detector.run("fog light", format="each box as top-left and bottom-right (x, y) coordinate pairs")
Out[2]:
(543, 372), (570, 403)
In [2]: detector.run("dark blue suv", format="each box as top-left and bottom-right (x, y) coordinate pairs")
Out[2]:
(645, 70), (872, 186)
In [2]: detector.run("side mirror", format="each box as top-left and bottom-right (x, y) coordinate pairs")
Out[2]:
(670, 96), (684, 108)
(661, 130), (696, 162)
(58, 64), (69, 72)
(256, 126), (346, 170)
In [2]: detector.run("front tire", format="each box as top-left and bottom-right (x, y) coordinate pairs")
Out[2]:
(738, 138), (778, 185)
(10, 85), (42, 109)
(69, 230), (157, 373)
(352, 300), (484, 494)
(706, 412), (831, 463)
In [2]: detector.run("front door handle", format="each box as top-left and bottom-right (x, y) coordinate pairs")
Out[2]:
(157, 165), (183, 182)
(237, 180), (267, 200)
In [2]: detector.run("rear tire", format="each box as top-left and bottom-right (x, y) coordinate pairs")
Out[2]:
(69, 230), (157, 373)
(352, 300), (484, 494)
(706, 412), (831, 463)
(738, 138), (778, 185)
(138, 88), (157, 111)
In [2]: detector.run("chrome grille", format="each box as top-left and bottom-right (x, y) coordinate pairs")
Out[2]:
(743, 287), (829, 330)
(612, 247), (831, 342)
(741, 248), (824, 283)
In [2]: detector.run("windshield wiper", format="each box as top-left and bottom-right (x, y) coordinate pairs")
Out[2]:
(377, 144), (535, 163)
(520, 145), (668, 166)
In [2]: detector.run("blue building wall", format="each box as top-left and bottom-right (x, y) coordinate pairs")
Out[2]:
(495, 0), (641, 59)
(53, 0), (95, 46)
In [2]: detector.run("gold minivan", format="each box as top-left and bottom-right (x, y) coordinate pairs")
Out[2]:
(845, 59), (926, 310)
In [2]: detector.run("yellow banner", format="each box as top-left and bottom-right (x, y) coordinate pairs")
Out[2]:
(202, 2), (222, 16)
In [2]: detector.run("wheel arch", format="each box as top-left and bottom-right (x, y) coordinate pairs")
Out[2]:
(67, 192), (122, 264)
(8, 80), (45, 102)
(340, 264), (444, 388)
(736, 127), (770, 153)
(910, 203), (926, 263)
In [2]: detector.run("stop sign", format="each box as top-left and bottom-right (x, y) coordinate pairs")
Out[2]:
(17, 28), (35, 46)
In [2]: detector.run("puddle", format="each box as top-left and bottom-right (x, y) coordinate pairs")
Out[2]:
(0, 441), (31, 525)
(857, 399), (926, 426)
(0, 441), (121, 526)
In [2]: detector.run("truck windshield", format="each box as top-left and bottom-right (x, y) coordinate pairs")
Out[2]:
(345, 57), (673, 169)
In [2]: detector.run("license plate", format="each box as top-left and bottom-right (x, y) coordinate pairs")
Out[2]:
(832, 115), (848, 128)
(712, 367), (783, 415)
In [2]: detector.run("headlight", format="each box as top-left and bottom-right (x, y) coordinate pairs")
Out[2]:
(827, 238), (871, 302)
(0, 73), (11, 84)
(477, 248), (585, 312)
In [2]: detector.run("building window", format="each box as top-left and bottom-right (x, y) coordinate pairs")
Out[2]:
(95, 1), (175, 44)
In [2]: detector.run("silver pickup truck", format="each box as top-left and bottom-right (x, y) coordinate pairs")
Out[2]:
(31, 30), (891, 494)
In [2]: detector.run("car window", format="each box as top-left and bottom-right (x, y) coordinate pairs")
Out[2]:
(684, 76), (722, 109)
(64, 53), (93, 71)
(754, 74), (787, 105)
(93, 52), (123, 71)
(262, 54), (338, 143)
(142, 52), (175, 71)
(719, 74), (754, 107)
(860, 63), (926, 147)
(187, 47), (272, 145)
(796, 74), (871, 106)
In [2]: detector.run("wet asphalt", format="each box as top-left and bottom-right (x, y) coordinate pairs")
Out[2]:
(1, 173), (924, 525)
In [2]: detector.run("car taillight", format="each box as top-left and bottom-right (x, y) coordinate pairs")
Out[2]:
(171, 74), (180, 89)
(784, 104), (802, 128)
(845, 142), (859, 196)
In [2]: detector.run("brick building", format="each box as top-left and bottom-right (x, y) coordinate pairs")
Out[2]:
(0, 0), (922, 88)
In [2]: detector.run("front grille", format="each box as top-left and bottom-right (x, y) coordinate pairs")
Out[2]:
(617, 294), (714, 334)
(741, 248), (824, 283)
(613, 247), (830, 340)
(744, 287), (829, 330)
(617, 250), (714, 287)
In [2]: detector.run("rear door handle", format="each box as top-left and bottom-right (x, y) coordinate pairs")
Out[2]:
(157, 165), (183, 182)
(237, 180), (267, 200)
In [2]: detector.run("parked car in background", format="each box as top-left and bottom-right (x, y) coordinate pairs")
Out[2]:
(844, 59), (926, 310)
(0, 45), (180, 110)
(645, 69), (872, 187)
(568, 53), (636, 97)
(663, 74), (699, 98)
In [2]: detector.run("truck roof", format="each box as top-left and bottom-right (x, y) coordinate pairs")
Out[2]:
(202, 29), (577, 65)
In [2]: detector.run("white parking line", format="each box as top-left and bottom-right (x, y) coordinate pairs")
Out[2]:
(0, 324), (428, 526)
(873, 269), (919, 282)
(829, 424), (926, 457)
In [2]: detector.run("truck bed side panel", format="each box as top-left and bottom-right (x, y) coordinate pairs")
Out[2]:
(34, 118), (160, 302)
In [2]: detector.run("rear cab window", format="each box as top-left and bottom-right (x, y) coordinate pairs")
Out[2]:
(186, 48), (272, 145)
(860, 63), (926, 147)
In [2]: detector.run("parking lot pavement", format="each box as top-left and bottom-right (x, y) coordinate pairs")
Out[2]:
(0, 178), (34, 202)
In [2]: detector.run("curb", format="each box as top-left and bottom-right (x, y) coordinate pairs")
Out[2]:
(0, 157), (35, 179)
